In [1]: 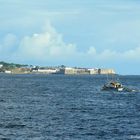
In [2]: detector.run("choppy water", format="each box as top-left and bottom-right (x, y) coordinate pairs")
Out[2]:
(0, 74), (140, 140)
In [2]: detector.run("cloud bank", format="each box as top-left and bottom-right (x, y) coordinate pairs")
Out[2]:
(0, 22), (140, 70)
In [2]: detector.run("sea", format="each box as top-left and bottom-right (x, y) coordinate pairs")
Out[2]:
(0, 74), (140, 140)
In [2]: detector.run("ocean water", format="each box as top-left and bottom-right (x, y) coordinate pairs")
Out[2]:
(0, 74), (140, 140)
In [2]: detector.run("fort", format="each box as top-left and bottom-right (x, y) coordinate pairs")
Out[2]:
(0, 61), (115, 75)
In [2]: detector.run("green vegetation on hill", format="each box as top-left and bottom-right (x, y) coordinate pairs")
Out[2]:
(0, 61), (28, 71)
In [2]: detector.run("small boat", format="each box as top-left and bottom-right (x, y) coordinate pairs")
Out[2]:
(102, 74), (140, 92)
(102, 80), (140, 93)
(102, 81), (124, 92)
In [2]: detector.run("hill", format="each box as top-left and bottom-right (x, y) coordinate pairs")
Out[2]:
(0, 61), (28, 71)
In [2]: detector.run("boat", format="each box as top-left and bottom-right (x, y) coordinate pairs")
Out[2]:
(102, 81), (124, 92)
(101, 74), (140, 92)
(102, 79), (139, 92)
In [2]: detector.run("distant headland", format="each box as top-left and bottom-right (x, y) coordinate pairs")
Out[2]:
(0, 61), (115, 75)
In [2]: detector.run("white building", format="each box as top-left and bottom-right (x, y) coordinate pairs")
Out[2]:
(99, 69), (115, 74)
(37, 69), (58, 74)
(5, 70), (12, 74)
(88, 68), (99, 74)
(0, 64), (3, 68)
(64, 67), (77, 74)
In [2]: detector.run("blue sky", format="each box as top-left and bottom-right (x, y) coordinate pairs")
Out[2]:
(0, 0), (140, 74)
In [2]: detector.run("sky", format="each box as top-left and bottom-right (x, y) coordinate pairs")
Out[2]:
(0, 0), (140, 74)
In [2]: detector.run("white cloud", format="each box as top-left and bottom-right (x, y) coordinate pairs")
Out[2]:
(87, 46), (96, 55)
(123, 47), (140, 60)
(0, 22), (140, 67)
(14, 22), (77, 63)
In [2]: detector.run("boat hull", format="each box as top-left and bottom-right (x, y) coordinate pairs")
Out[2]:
(102, 86), (124, 92)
